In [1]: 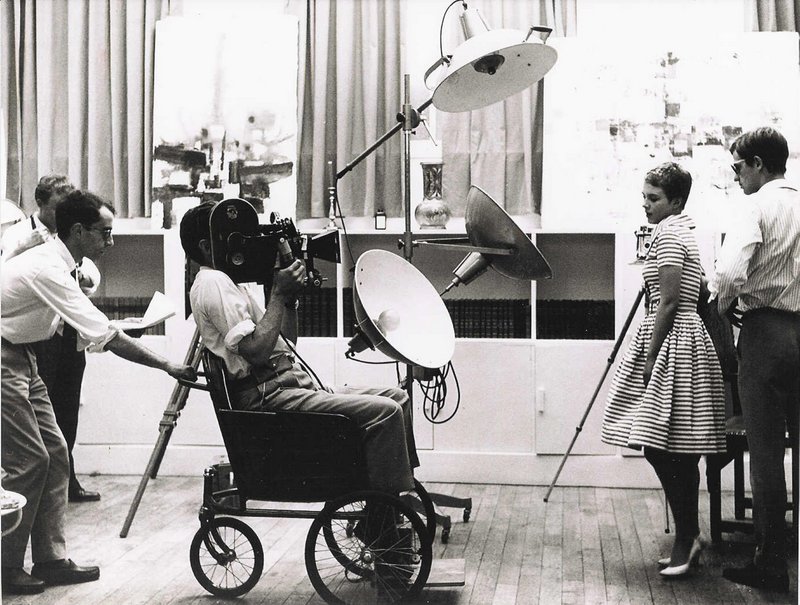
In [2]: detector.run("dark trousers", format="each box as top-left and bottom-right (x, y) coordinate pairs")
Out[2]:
(738, 309), (800, 574)
(32, 327), (86, 490)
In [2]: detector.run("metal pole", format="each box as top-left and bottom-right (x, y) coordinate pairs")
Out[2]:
(543, 287), (645, 502)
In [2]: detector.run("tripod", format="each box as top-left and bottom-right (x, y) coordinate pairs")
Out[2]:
(543, 286), (645, 503)
(120, 327), (203, 538)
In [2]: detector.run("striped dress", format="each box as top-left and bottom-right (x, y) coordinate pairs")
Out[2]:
(602, 213), (727, 454)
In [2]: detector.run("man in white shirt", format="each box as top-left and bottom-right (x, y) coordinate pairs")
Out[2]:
(2, 175), (103, 502)
(1, 190), (196, 595)
(711, 127), (799, 592)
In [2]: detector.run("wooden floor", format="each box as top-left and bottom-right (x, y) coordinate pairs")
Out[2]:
(3, 475), (797, 605)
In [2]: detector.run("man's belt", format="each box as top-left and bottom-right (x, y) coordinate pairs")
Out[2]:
(740, 307), (800, 322)
(226, 354), (294, 393)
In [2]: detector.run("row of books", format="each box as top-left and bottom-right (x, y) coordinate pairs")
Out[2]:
(297, 289), (338, 337)
(259, 288), (614, 340)
(536, 299), (615, 340)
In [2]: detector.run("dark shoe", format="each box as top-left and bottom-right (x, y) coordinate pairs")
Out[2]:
(68, 487), (101, 502)
(1, 567), (45, 595)
(723, 563), (789, 592)
(31, 559), (100, 585)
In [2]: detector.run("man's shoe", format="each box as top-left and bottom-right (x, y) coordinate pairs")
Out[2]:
(723, 563), (789, 592)
(31, 559), (100, 585)
(1, 567), (45, 595)
(68, 487), (101, 502)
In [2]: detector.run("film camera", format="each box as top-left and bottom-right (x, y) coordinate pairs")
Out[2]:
(209, 198), (340, 288)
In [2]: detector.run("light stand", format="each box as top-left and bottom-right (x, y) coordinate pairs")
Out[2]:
(335, 76), (473, 537)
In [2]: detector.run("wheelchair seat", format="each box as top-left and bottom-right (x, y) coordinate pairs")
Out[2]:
(200, 348), (370, 502)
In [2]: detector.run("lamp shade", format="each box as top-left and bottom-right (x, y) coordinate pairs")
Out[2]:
(442, 186), (552, 294)
(431, 8), (557, 113)
(347, 250), (455, 369)
(465, 185), (552, 281)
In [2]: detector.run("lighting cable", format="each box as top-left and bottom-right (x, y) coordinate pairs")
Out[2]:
(416, 361), (460, 424)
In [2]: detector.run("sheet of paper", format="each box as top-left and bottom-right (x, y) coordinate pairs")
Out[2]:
(111, 291), (175, 331)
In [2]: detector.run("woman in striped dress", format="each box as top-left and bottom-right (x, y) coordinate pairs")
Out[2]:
(601, 162), (726, 577)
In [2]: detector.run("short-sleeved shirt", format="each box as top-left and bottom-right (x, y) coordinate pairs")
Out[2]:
(189, 266), (300, 380)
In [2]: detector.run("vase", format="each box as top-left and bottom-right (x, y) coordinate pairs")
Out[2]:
(414, 161), (450, 229)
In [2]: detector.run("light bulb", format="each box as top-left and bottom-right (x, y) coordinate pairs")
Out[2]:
(376, 309), (401, 333)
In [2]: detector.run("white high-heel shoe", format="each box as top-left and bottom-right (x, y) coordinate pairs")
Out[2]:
(659, 536), (704, 577)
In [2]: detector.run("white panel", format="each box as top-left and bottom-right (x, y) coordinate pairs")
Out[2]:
(431, 340), (534, 454)
(534, 340), (620, 455)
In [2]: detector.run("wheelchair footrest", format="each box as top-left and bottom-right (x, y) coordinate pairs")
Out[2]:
(425, 558), (466, 587)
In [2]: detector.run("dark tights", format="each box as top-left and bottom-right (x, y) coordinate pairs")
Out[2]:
(644, 447), (701, 540)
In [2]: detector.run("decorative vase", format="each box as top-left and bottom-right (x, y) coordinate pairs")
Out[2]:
(414, 161), (450, 229)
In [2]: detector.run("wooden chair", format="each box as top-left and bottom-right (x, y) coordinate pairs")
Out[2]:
(705, 376), (798, 543)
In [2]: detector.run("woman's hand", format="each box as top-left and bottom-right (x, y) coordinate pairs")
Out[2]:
(643, 358), (655, 386)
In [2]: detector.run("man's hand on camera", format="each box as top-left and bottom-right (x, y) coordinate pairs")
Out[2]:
(274, 259), (306, 301)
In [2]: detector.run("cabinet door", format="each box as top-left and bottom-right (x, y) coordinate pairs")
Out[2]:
(533, 341), (619, 455)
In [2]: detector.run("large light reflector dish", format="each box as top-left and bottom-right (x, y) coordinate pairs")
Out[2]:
(352, 250), (455, 369)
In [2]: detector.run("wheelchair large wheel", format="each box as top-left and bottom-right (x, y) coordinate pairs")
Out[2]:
(306, 491), (432, 604)
(323, 479), (436, 577)
(405, 479), (437, 542)
(189, 517), (264, 597)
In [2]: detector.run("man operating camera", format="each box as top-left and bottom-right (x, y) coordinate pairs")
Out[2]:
(179, 202), (419, 495)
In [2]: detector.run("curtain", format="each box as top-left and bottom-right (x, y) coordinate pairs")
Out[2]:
(749, 0), (800, 31)
(290, 0), (404, 219)
(2, 0), (172, 216)
(440, 0), (576, 219)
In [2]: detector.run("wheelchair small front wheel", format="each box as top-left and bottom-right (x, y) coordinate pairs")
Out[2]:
(189, 516), (264, 597)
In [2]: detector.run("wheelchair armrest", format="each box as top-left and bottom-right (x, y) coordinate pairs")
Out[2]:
(178, 377), (211, 392)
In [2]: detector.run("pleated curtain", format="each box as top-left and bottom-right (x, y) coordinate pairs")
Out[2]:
(2, 0), (171, 217)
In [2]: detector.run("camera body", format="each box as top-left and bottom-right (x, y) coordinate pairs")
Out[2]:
(208, 198), (340, 288)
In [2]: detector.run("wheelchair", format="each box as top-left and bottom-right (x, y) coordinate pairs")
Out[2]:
(183, 348), (437, 603)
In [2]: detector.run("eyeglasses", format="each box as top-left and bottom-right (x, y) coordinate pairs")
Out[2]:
(82, 225), (113, 240)
(731, 159), (746, 175)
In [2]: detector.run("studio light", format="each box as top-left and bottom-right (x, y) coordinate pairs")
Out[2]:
(346, 250), (455, 369)
(415, 186), (553, 294)
(429, 4), (558, 113)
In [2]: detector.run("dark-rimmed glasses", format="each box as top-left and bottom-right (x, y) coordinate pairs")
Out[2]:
(82, 225), (113, 241)
(731, 159), (746, 175)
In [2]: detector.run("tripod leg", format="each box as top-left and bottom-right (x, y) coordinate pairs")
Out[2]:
(543, 287), (644, 502)
(119, 329), (202, 538)
(120, 427), (174, 538)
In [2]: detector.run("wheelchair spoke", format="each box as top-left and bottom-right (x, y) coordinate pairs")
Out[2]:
(305, 492), (432, 603)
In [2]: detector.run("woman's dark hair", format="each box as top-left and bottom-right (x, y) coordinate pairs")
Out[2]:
(55, 190), (115, 238)
(179, 202), (215, 266)
(730, 127), (788, 175)
(644, 162), (692, 209)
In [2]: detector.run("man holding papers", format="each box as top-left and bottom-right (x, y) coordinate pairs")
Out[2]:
(1, 189), (195, 595)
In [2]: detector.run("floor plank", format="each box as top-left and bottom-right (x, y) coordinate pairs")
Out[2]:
(2, 475), (796, 604)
